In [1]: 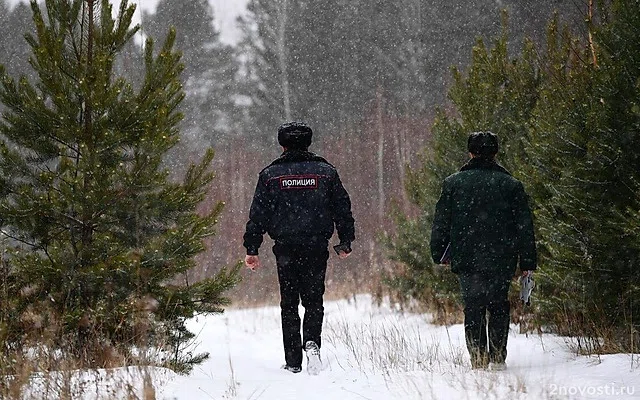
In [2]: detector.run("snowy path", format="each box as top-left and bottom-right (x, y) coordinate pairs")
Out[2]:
(152, 296), (640, 400)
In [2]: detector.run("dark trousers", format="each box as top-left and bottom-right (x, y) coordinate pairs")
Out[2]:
(459, 273), (511, 365)
(273, 242), (329, 368)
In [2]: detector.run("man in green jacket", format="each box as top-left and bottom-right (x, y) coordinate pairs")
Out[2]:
(430, 131), (537, 370)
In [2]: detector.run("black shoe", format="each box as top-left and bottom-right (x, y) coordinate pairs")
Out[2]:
(282, 364), (302, 373)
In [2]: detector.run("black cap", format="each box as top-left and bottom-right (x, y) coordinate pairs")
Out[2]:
(468, 131), (499, 157)
(278, 121), (313, 150)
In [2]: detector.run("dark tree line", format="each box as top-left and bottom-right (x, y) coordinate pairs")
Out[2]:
(236, 0), (573, 144)
(0, 0), (579, 150)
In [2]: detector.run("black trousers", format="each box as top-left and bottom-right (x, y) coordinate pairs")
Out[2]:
(273, 242), (329, 368)
(459, 273), (511, 365)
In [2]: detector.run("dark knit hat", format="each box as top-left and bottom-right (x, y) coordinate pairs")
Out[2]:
(278, 121), (313, 149)
(468, 131), (499, 157)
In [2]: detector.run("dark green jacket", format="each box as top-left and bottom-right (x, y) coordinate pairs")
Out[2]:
(430, 158), (537, 276)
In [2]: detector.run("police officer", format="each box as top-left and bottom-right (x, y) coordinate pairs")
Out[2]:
(430, 131), (536, 370)
(243, 121), (355, 374)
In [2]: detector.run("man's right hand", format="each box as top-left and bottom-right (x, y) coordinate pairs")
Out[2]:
(245, 255), (260, 271)
(337, 250), (351, 259)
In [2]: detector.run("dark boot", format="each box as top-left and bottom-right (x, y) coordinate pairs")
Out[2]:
(487, 298), (510, 365)
(464, 304), (489, 369)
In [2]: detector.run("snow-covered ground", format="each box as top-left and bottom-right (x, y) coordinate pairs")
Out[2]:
(35, 295), (637, 400)
(157, 296), (639, 400)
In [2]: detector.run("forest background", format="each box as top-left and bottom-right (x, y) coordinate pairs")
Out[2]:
(1, 0), (637, 359)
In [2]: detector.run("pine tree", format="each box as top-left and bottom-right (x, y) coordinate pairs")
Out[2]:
(144, 0), (239, 149)
(238, 0), (392, 141)
(0, 0), (240, 371)
(236, 0), (301, 144)
(524, 0), (640, 349)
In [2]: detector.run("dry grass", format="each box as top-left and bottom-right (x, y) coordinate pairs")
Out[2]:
(223, 354), (238, 399)
(324, 306), (466, 375)
(0, 318), (172, 399)
(0, 360), (161, 400)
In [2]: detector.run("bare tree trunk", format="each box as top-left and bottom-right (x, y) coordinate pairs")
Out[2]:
(276, 0), (291, 120)
(587, 0), (598, 67)
(392, 117), (410, 210)
(372, 89), (385, 275)
(376, 91), (385, 222)
(400, 0), (425, 111)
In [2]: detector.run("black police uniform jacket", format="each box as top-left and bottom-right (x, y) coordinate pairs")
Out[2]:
(430, 158), (537, 276)
(243, 150), (355, 255)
